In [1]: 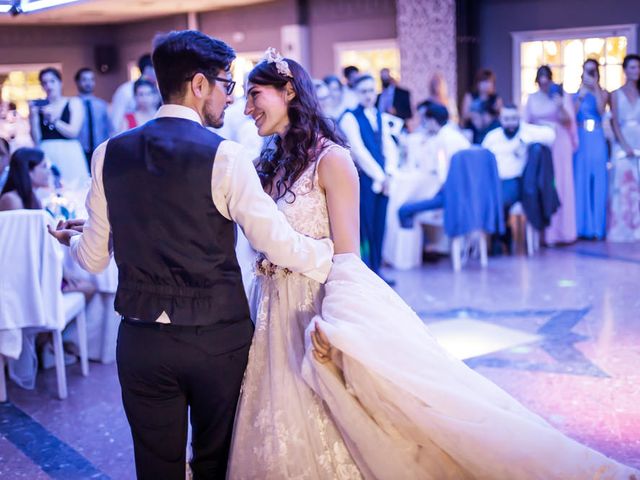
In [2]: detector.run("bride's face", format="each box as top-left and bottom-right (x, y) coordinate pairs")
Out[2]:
(244, 82), (292, 137)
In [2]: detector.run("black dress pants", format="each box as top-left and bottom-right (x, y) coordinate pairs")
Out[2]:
(116, 318), (253, 480)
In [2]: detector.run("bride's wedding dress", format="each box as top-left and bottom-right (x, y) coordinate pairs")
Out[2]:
(227, 143), (637, 479)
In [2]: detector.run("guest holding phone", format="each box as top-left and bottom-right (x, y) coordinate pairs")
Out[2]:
(525, 65), (578, 244)
(29, 67), (88, 190)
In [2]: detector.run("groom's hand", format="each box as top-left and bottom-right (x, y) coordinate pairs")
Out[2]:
(47, 220), (83, 247)
(311, 322), (332, 364)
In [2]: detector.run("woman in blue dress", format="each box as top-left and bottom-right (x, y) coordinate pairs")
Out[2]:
(573, 59), (609, 239)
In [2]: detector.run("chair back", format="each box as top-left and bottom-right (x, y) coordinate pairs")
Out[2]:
(0, 210), (65, 332)
(442, 146), (505, 237)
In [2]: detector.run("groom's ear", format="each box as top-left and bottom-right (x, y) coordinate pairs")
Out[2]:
(190, 73), (208, 99)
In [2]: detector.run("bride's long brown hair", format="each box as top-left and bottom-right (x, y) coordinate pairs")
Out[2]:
(248, 57), (347, 202)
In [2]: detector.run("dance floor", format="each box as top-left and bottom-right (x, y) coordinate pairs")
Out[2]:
(1, 241), (639, 478)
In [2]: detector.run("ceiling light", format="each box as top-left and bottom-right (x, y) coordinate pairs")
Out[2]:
(22, 0), (83, 13)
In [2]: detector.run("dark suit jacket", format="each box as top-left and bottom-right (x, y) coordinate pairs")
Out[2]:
(377, 86), (412, 120)
(522, 143), (560, 230)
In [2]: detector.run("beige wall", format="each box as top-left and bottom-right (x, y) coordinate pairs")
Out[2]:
(200, 0), (296, 55)
(0, 25), (120, 100)
(113, 14), (188, 90)
(308, 0), (397, 78)
(0, 0), (398, 101)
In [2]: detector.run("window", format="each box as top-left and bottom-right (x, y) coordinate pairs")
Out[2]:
(0, 63), (56, 117)
(512, 25), (636, 106)
(334, 39), (400, 89)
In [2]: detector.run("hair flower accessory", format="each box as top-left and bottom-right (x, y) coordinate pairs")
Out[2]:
(262, 47), (293, 78)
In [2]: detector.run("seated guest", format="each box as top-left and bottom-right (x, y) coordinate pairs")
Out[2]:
(119, 79), (158, 132)
(423, 102), (470, 184)
(377, 68), (412, 120)
(0, 147), (51, 211)
(482, 104), (555, 253)
(398, 103), (470, 227)
(0, 138), (10, 191)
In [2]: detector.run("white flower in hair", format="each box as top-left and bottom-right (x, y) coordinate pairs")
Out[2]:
(262, 47), (293, 78)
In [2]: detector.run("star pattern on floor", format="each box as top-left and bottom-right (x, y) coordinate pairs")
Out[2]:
(419, 307), (609, 378)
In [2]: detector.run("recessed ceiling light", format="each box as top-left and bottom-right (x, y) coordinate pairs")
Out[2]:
(22, 0), (83, 13)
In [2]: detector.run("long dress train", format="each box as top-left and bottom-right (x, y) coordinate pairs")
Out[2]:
(229, 143), (637, 479)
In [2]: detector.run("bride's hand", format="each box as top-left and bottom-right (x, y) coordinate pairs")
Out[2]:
(311, 322), (332, 364)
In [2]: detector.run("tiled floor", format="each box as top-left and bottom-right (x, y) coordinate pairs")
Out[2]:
(1, 241), (639, 478)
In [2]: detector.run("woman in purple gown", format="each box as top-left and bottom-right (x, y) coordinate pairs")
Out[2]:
(525, 65), (578, 244)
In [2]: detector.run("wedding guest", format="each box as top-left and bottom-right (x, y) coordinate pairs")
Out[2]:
(340, 74), (399, 281)
(110, 53), (157, 130)
(0, 147), (51, 211)
(119, 79), (158, 132)
(312, 79), (332, 117)
(573, 59), (609, 239)
(482, 104), (555, 253)
(29, 67), (88, 189)
(0, 138), (9, 191)
(608, 53), (640, 241)
(417, 72), (458, 124)
(75, 68), (113, 169)
(342, 65), (360, 110)
(397, 103), (470, 226)
(525, 65), (578, 244)
(377, 68), (412, 120)
(461, 69), (502, 135)
(323, 75), (346, 120)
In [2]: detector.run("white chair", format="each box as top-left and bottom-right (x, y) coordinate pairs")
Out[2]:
(451, 230), (488, 272)
(0, 210), (89, 401)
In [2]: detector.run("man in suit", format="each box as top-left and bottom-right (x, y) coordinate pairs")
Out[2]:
(377, 68), (412, 120)
(340, 74), (398, 283)
(75, 68), (113, 170)
(49, 30), (333, 480)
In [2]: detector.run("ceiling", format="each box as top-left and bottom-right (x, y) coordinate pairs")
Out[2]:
(0, 0), (272, 25)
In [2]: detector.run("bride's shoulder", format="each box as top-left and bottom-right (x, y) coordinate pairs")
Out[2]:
(317, 142), (358, 190)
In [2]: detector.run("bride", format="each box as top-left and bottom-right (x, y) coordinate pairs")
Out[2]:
(226, 49), (638, 479)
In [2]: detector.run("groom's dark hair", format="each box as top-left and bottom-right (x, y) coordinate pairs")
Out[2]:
(152, 30), (236, 102)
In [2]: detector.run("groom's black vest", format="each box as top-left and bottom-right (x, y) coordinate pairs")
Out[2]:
(103, 117), (250, 326)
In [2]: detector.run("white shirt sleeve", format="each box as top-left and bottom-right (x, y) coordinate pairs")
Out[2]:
(212, 140), (334, 284)
(339, 112), (386, 192)
(520, 123), (556, 146)
(69, 141), (113, 274)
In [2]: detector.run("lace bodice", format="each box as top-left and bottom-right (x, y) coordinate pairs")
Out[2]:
(276, 143), (346, 240)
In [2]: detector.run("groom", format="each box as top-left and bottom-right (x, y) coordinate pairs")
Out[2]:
(49, 30), (333, 479)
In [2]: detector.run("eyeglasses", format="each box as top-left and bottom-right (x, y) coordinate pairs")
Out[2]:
(213, 76), (236, 96)
(186, 73), (236, 96)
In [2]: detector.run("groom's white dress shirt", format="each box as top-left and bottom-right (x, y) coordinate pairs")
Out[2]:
(70, 104), (333, 288)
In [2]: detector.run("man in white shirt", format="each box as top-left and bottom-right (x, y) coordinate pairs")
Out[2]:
(49, 31), (332, 479)
(398, 103), (470, 227)
(340, 74), (399, 281)
(482, 103), (555, 253)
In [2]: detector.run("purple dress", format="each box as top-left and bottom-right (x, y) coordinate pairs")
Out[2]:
(525, 90), (578, 244)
